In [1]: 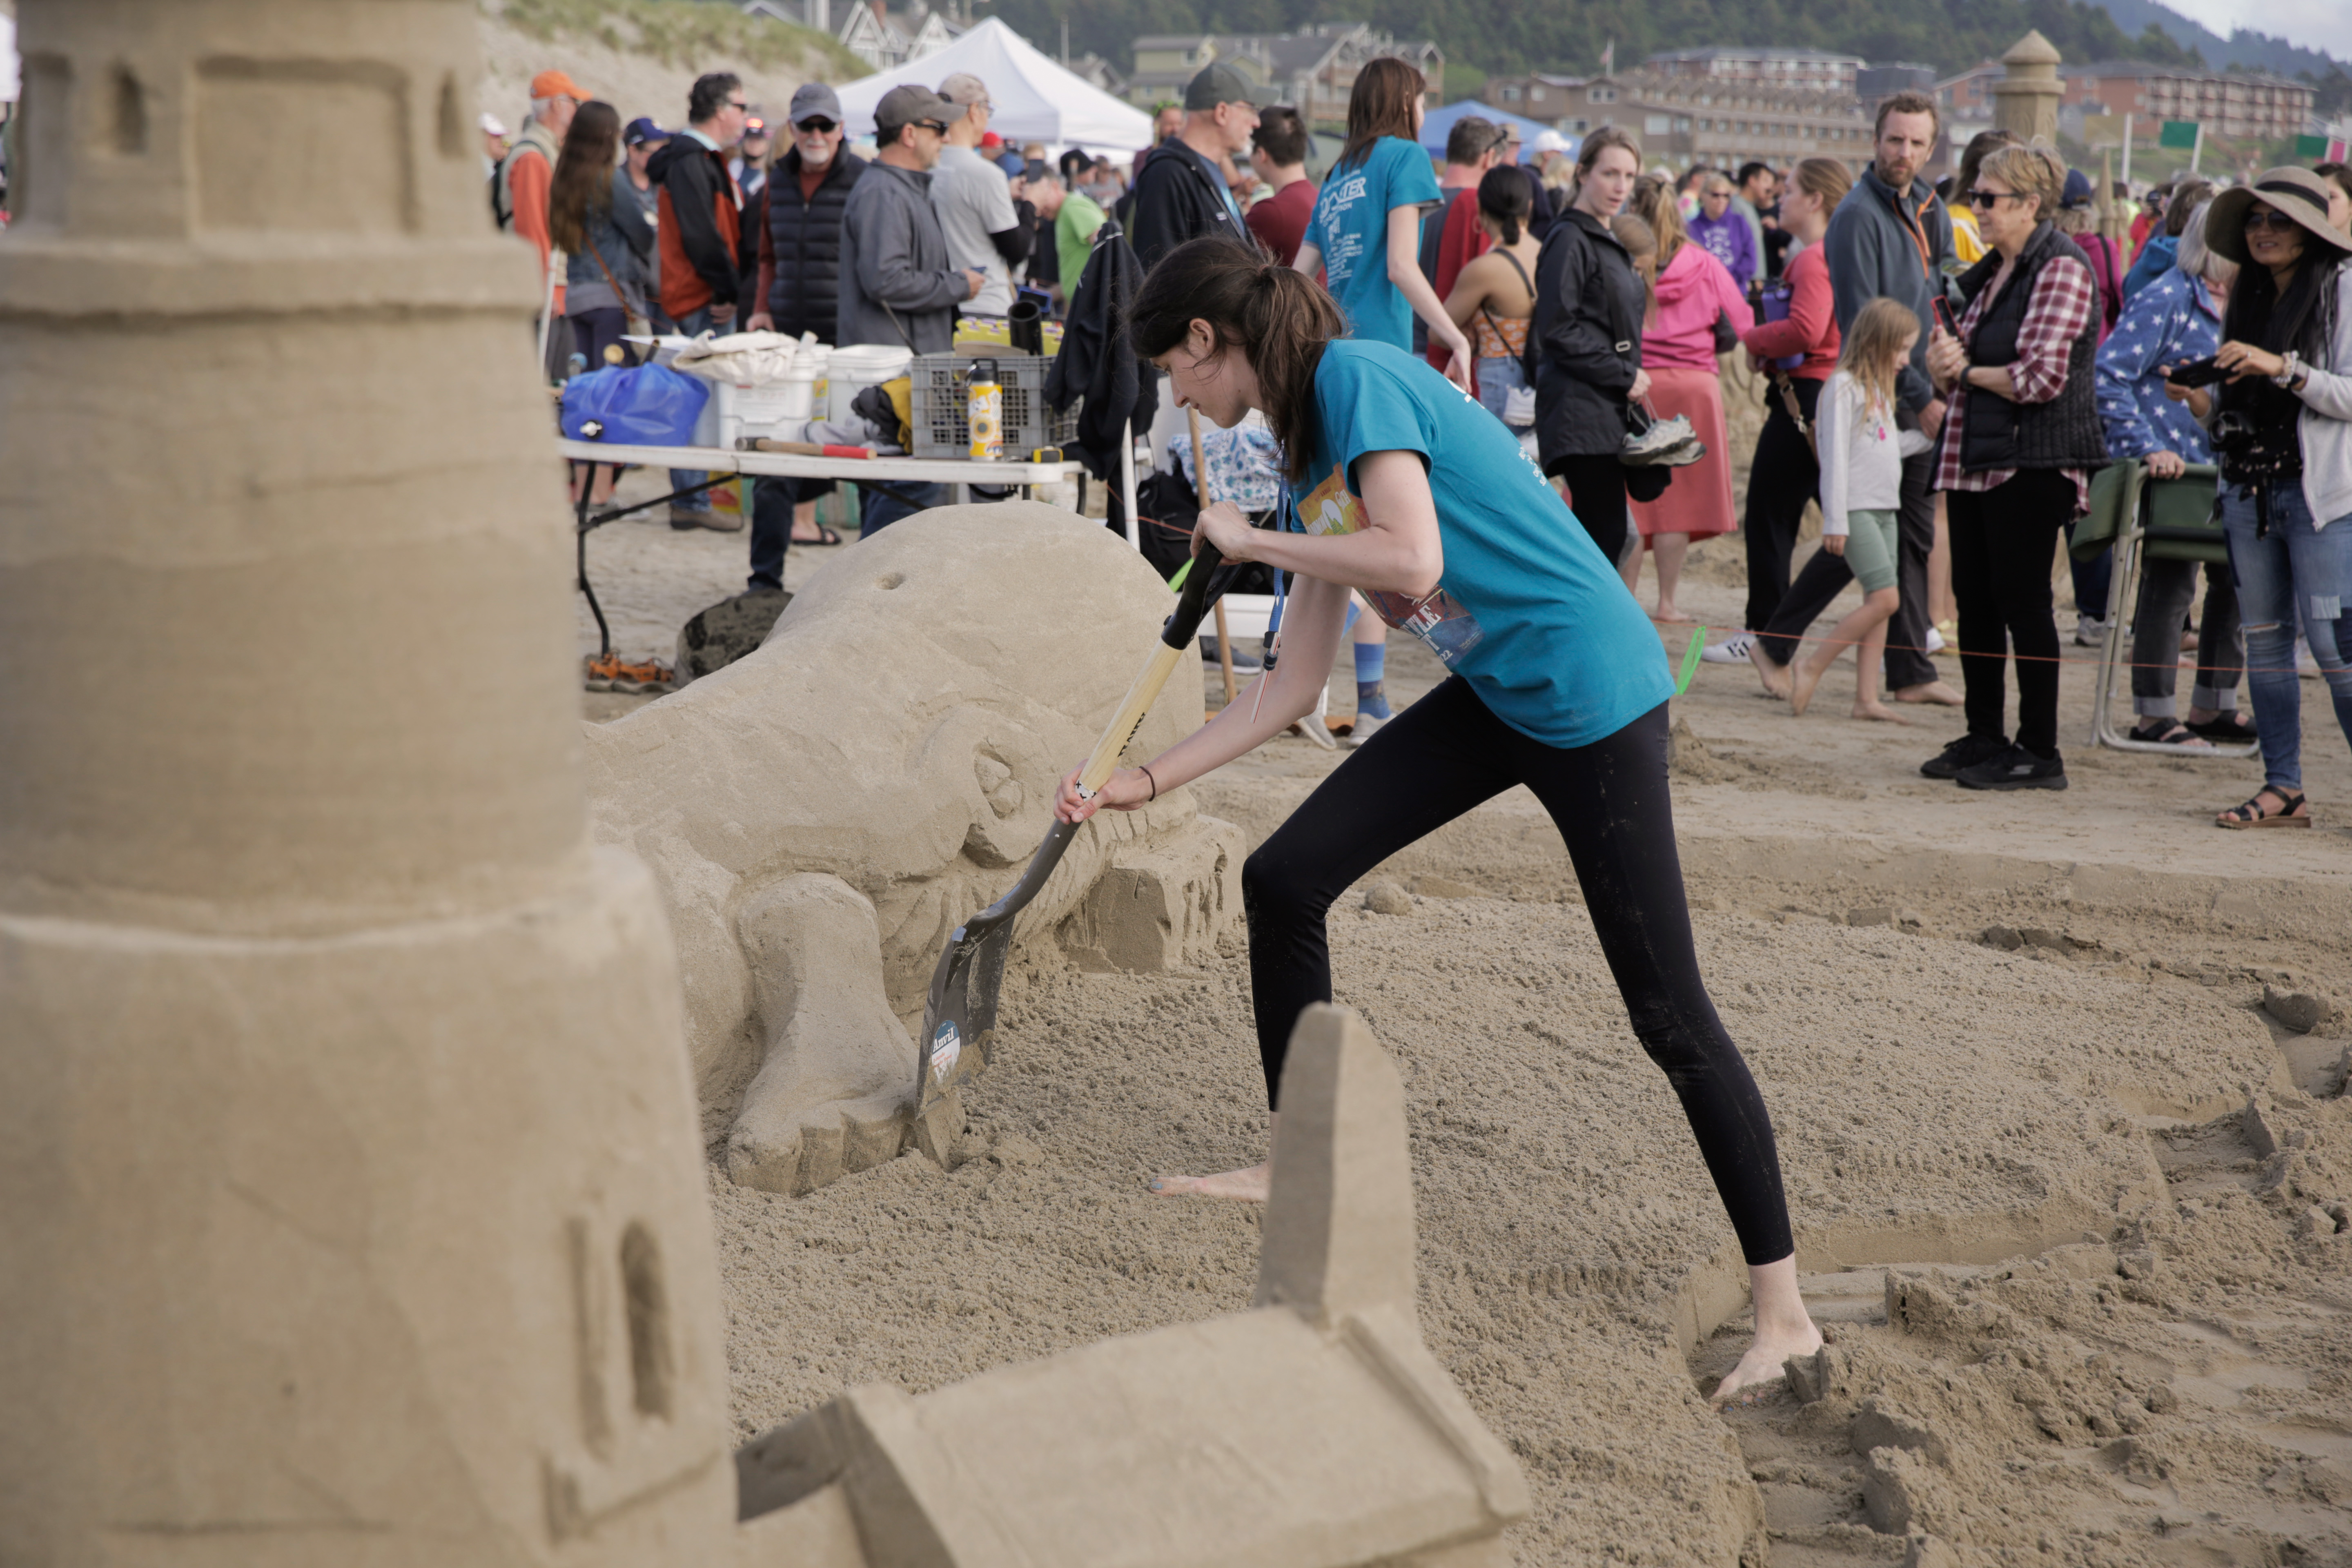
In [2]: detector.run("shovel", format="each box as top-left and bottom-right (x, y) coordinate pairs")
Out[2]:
(913, 533), (1232, 1156)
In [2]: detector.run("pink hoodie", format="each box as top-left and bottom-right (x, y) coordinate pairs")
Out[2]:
(1640, 243), (1750, 372)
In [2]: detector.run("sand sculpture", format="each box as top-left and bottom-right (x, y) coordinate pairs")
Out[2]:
(0, 8), (1526, 1564)
(0, 0), (740, 1558)
(582, 504), (1247, 1197)
(734, 1005), (1531, 1566)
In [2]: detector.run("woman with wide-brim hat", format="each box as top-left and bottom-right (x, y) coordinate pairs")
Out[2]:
(2169, 167), (2352, 827)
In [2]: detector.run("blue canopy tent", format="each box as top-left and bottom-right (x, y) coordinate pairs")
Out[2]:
(1418, 100), (1577, 162)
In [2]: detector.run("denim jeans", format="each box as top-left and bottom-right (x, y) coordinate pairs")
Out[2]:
(1476, 354), (1533, 430)
(670, 305), (728, 512)
(860, 481), (949, 537)
(2221, 481), (2352, 793)
(2130, 556), (2241, 719)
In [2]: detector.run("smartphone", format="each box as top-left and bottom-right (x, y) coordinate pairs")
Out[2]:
(2165, 356), (2230, 388)
(1931, 296), (1958, 337)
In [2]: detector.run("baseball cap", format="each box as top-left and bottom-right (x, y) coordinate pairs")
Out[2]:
(623, 117), (669, 147)
(530, 70), (586, 102)
(1183, 61), (1254, 111)
(938, 72), (991, 109)
(980, 131), (1004, 149)
(743, 115), (771, 138)
(1531, 129), (1570, 154)
(996, 149), (1025, 177)
(874, 82), (959, 132)
(790, 82), (843, 126)
(479, 111), (509, 138)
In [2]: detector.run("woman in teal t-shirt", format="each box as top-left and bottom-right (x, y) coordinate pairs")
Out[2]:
(1052, 236), (1824, 1408)
(1293, 57), (1473, 390)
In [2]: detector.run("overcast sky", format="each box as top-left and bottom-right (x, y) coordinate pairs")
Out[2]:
(2185, 0), (2352, 66)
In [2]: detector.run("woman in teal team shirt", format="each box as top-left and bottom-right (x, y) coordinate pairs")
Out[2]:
(1293, 58), (1474, 390)
(1052, 237), (1824, 1407)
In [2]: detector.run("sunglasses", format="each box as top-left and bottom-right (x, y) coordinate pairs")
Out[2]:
(796, 117), (838, 133)
(914, 119), (949, 135)
(1964, 188), (2028, 208)
(2243, 209), (2304, 232)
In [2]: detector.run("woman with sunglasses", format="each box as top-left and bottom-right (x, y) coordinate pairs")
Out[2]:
(1922, 145), (2107, 793)
(2170, 169), (2352, 827)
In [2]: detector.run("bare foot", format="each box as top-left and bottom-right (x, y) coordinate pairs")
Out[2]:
(1787, 659), (1823, 717)
(1655, 604), (1695, 624)
(1891, 680), (1963, 706)
(1852, 700), (1911, 724)
(1713, 1319), (1826, 1407)
(1148, 1161), (1270, 1201)
(1747, 639), (1792, 700)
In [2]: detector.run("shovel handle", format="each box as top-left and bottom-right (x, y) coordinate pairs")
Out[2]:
(1075, 535), (1225, 800)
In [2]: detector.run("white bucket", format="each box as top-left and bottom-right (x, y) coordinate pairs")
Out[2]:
(826, 344), (913, 423)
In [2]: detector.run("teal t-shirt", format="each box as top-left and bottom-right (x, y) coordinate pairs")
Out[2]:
(1286, 340), (1673, 748)
(1307, 137), (1441, 351)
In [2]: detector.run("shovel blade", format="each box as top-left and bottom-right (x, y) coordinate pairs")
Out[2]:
(916, 818), (1079, 1120)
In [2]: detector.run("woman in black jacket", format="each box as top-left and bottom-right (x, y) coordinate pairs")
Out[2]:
(1924, 145), (2106, 793)
(1531, 127), (1650, 564)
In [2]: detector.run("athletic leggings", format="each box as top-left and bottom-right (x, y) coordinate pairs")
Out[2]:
(1242, 684), (1796, 1266)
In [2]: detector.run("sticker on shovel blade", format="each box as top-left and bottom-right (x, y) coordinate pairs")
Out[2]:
(930, 1020), (963, 1084)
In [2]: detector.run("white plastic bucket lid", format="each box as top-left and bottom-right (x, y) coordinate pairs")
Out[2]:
(829, 345), (913, 374)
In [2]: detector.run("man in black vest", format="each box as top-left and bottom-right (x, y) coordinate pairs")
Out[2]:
(746, 83), (867, 574)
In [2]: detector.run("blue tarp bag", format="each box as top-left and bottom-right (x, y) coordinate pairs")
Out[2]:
(560, 362), (708, 445)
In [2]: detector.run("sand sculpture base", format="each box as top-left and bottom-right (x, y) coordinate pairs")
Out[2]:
(584, 505), (1245, 1196)
(732, 1007), (1530, 1567)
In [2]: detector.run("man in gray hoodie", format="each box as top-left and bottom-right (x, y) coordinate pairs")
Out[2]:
(838, 83), (986, 532)
(1746, 91), (1962, 708)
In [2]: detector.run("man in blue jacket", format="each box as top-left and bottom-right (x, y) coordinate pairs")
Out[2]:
(1744, 90), (1962, 709)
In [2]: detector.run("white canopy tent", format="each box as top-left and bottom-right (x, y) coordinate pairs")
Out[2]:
(832, 19), (1155, 158)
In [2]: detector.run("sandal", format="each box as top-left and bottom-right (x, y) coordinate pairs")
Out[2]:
(2185, 711), (2255, 741)
(2216, 787), (2311, 829)
(2129, 720), (2212, 749)
(790, 526), (845, 547)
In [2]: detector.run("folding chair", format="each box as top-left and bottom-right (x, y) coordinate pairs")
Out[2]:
(2085, 459), (2256, 757)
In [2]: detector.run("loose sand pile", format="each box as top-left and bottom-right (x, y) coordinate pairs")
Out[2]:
(582, 440), (2351, 1565)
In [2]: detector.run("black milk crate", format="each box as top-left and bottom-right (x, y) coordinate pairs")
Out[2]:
(908, 353), (1078, 459)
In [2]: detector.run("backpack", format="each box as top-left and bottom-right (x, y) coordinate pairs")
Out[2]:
(490, 140), (539, 231)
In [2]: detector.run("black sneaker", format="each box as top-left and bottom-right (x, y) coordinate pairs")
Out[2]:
(1956, 745), (2068, 791)
(1920, 733), (2009, 780)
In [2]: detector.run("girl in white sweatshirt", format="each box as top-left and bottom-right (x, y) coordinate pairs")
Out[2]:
(1790, 298), (1920, 722)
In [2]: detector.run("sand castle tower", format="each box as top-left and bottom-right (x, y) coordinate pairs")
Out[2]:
(0, 2), (737, 1560)
(1993, 30), (2065, 147)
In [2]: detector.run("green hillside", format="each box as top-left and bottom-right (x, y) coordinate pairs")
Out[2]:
(993, 0), (2199, 90)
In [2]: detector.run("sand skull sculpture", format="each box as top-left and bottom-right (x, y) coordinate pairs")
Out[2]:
(583, 504), (1246, 1196)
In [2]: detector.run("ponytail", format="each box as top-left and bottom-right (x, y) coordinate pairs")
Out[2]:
(1476, 166), (1530, 247)
(1128, 236), (1344, 482)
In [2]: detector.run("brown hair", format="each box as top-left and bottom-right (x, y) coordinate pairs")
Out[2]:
(548, 100), (622, 256)
(1611, 213), (1659, 292)
(1977, 143), (2064, 223)
(1953, 127), (2018, 201)
(1336, 57), (1424, 176)
(1789, 155), (1853, 212)
(1127, 236), (1347, 482)
(1253, 105), (1309, 168)
(1575, 124), (1641, 190)
(1873, 89), (1942, 143)
(1840, 296), (1919, 417)
(2164, 178), (2213, 237)
(1628, 174), (1687, 270)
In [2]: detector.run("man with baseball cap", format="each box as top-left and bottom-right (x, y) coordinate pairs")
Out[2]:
(931, 72), (1027, 318)
(744, 82), (870, 566)
(839, 82), (987, 534)
(493, 68), (584, 320)
(648, 71), (751, 529)
(1128, 60), (1258, 272)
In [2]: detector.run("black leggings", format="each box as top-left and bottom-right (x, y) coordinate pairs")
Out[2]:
(1241, 685), (1796, 1266)
(1549, 454), (1630, 567)
(1947, 469), (2072, 757)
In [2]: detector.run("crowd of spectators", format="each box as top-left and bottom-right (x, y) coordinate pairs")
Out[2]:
(499, 56), (2352, 821)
